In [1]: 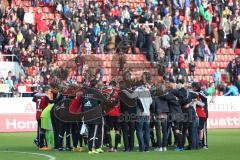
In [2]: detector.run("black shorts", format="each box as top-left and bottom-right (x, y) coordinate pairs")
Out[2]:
(105, 116), (120, 131)
(198, 117), (206, 130)
(172, 121), (183, 131)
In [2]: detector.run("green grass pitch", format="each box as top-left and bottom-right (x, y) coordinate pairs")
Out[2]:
(0, 129), (240, 160)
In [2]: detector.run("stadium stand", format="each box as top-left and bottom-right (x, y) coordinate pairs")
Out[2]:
(0, 0), (239, 96)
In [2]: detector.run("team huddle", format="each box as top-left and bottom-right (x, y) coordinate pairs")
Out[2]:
(33, 71), (208, 154)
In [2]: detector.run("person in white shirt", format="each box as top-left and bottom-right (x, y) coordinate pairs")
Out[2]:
(56, 2), (63, 13)
(24, 8), (34, 25)
(134, 73), (153, 152)
(85, 38), (92, 55)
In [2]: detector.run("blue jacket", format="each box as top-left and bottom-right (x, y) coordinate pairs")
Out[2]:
(224, 85), (239, 96)
(63, 6), (70, 14)
(173, 15), (181, 27)
(94, 25), (101, 36)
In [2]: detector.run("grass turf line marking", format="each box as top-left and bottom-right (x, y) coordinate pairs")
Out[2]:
(0, 151), (56, 160)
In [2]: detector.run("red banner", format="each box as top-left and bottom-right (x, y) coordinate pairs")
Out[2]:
(208, 111), (240, 128)
(0, 97), (240, 132)
(0, 114), (37, 132)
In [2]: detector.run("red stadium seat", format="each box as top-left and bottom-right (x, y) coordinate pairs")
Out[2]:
(210, 62), (218, 69)
(195, 69), (200, 75)
(104, 69), (111, 75)
(223, 55), (229, 62)
(195, 62), (201, 68)
(228, 48), (234, 55)
(194, 76), (201, 82)
(216, 55), (221, 62)
(135, 48), (141, 54)
(219, 48), (226, 54)
(235, 49), (240, 55)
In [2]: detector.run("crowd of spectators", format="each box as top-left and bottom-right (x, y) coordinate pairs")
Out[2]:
(0, 0), (240, 96)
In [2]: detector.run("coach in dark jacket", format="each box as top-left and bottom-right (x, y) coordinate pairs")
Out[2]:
(151, 84), (170, 150)
(152, 96), (169, 114)
(82, 79), (103, 152)
(119, 71), (137, 152)
(163, 87), (184, 151)
(175, 86), (198, 150)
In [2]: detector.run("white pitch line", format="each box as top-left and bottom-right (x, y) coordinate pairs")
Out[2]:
(0, 150), (56, 160)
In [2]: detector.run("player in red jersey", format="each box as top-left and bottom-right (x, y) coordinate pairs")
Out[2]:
(69, 91), (85, 152)
(32, 87), (51, 150)
(104, 81), (121, 152)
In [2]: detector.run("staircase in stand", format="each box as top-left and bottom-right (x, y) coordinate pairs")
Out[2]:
(57, 54), (160, 83)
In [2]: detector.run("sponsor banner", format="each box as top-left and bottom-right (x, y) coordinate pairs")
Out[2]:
(0, 98), (36, 132)
(0, 98), (36, 114)
(208, 96), (240, 112)
(0, 97), (240, 132)
(208, 112), (240, 128)
(0, 114), (37, 132)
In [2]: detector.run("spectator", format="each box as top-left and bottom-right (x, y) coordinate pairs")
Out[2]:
(137, 25), (145, 53)
(145, 27), (155, 62)
(208, 38), (217, 62)
(0, 73), (5, 84)
(99, 31), (106, 54)
(135, 5), (142, 16)
(16, 30), (24, 49)
(0, 28), (5, 51)
(32, 0), (38, 7)
(36, 18), (47, 33)
(173, 10), (181, 29)
(219, 27), (227, 48)
(43, 44), (52, 64)
(192, 20), (201, 36)
(189, 61), (196, 77)
(25, 29), (35, 48)
(121, 7), (131, 28)
(232, 17), (240, 50)
(171, 39), (180, 62)
(18, 74), (26, 85)
(212, 69), (222, 86)
(224, 84), (239, 96)
(178, 54), (187, 78)
(84, 38), (92, 55)
(129, 28), (138, 54)
(207, 82), (215, 96)
(56, 2), (63, 13)
(96, 65), (104, 81)
(5, 70), (17, 92)
(17, 4), (25, 22)
(188, 42), (195, 62)
(73, 18), (81, 33)
(180, 39), (188, 58)
(34, 9), (42, 23)
(154, 31), (162, 55)
(24, 8), (34, 25)
(163, 12), (172, 32)
(161, 32), (171, 50)
(204, 7), (212, 36)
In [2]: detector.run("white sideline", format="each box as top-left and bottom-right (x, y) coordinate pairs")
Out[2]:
(0, 150), (56, 160)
